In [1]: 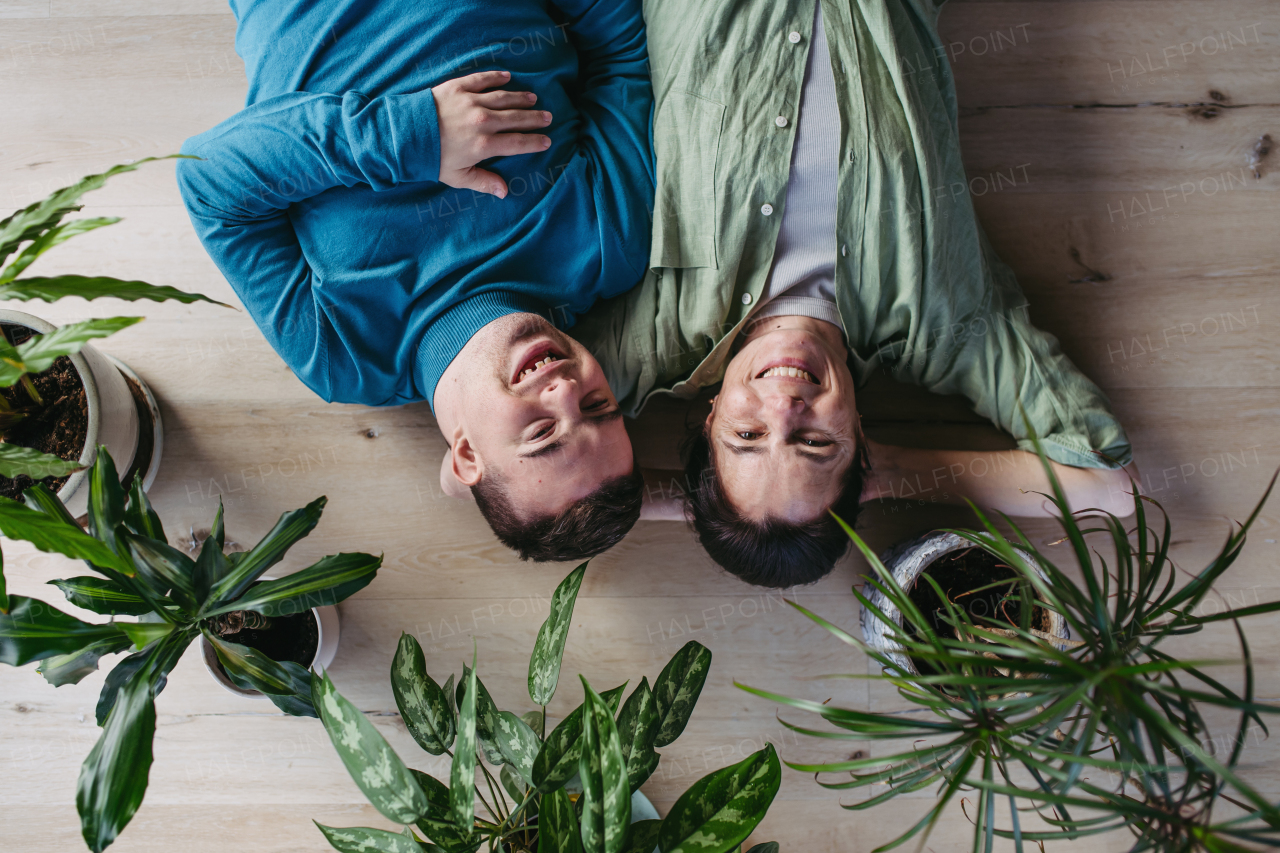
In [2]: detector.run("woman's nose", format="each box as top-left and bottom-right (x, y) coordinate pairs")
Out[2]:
(767, 394), (806, 413)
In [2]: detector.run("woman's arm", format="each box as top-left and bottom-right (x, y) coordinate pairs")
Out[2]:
(862, 439), (1140, 518)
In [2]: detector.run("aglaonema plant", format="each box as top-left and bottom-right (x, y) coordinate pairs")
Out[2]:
(740, 433), (1280, 853)
(0, 447), (382, 852)
(0, 157), (226, 481)
(313, 561), (783, 853)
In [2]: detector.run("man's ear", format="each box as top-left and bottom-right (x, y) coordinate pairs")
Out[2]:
(440, 447), (475, 501)
(450, 436), (483, 487)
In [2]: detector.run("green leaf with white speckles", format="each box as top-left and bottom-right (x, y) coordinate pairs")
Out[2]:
(744, 844), (779, 853)
(407, 770), (477, 853)
(616, 677), (661, 792)
(312, 669), (429, 825)
(449, 653), (477, 834)
(652, 641), (711, 748)
(528, 561), (588, 705)
(532, 682), (626, 794)
(578, 676), (630, 853)
(391, 632), (455, 755)
(656, 743), (781, 853)
(493, 710), (540, 787)
(538, 788), (583, 853)
(619, 821), (661, 853)
(456, 665), (505, 766)
(315, 822), (426, 853)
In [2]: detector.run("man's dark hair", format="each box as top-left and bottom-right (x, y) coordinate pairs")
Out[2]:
(472, 466), (643, 562)
(682, 426), (870, 587)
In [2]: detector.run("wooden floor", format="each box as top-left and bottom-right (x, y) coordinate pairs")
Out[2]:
(2, 1), (1279, 850)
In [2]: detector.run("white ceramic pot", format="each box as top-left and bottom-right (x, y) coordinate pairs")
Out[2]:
(0, 308), (162, 517)
(860, 530), (1070, 677)
(201, 590), (341, 697)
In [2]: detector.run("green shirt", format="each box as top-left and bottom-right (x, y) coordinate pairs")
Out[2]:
(576, 0), (1132, 469)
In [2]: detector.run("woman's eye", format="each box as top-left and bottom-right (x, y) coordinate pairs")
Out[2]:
(802, 438), (832, 448)
(584, 399), (608, 411)
(737, 431), (761, 440)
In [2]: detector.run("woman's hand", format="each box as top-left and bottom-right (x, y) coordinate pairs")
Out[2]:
(433, 70), (552, 198)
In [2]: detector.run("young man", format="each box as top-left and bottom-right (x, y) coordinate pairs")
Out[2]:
(577, 0), (1136, 586)
(178, 0), (654, 560)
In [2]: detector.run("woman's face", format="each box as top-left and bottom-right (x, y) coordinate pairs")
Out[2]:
(706, 317), (860, 523)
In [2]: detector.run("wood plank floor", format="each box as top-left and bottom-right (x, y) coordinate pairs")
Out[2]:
(2, 1), (1279, 850)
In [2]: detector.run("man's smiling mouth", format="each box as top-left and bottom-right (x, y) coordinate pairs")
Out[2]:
(516, 349), (562, 383)
(757, 365), (818, 384)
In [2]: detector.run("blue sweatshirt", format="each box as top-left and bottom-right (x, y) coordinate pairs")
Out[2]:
(178, 0), (654, 410)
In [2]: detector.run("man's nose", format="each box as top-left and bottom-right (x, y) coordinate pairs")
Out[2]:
(542, 376), (581, 409)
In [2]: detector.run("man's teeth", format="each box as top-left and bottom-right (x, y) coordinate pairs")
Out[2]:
(760, 366), (816, 383)
(519, 353), (559, 381)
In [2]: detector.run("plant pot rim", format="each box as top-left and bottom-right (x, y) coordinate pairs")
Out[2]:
(859, 530), (1070, 677)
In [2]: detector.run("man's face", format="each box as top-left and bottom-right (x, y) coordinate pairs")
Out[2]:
(456, 317), (633, 519)
(707, 325), (859, 523)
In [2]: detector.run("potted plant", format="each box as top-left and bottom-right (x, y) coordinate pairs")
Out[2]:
(741, 439), (1280, 852)
(313, 562), (784, 853)
(0, 448), (382, 852)
(0, 158), (225, 514)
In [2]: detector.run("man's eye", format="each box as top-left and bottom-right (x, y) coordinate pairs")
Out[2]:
(737, 431), (761, 440)
(531, 424), (553, 440)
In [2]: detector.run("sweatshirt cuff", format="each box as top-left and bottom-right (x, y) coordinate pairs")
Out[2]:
(380, 88), (442, 184)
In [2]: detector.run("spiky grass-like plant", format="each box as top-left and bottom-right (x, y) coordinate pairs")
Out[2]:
(740, 440), (1280, 853)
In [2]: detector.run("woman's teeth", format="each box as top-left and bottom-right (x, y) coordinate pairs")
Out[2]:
(519, 353), (559, 381)
(759, 366), (817, 383)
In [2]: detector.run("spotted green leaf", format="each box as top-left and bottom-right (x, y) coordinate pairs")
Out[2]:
(450, 654), (478, 833)
(578, 676), (630, 853)
(532, 682), (626, 794)
(456, 665), (505, 766)
(529, 561), (588, 705)
(408, 769), (478, 853)
(77, 672), (156, 853)
(744, 844), (780, 853)
(616, 677), (661, 792)
(391, 632), (455, 755)
(37, 634), (131, 686)
(656, 743), (781, 853)
(315, 822), (426, 853)
(538, 788), (584, 853)
(652, 641), (711, 748)
(0, 594), (127, 666)
(620, 821), (661, 853)
(500, 763), (527, 803)
(50, 576), (150, 616)
(494, 710), (541, 787)
(312, 668), (429, 825)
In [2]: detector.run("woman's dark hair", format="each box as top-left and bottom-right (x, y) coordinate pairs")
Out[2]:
(472, 465), (643, 562)
(682, 426), (870, 587)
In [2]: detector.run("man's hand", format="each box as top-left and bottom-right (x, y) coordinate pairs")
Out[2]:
(433, 70), (552, 198)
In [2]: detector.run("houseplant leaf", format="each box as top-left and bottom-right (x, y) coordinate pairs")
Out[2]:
(37, 634), (132, 687)
(531, 683), (626, 794)
(450, 654), (478, 834)
(0, 216), (120, 283)
(539, 788), (584, 853)
(190, 501), (227, 604)
(0, 317), (142, 385)
(206, 634), (300, 696)
(578, 677), (630, 853)
(0, 594), (127, 666)
(123, 473), (165, 543)
(529, 560), (588, 705)
(744, 844), (780, 853)
(392, 632), (456, 755)
(656, 743), (781, 853)
(0, 274), (228, 306)
(23, 480), (82, 526)
(315, 823), (425, 853)
(203, 496), (326, 610)
(0, 443), (82, 479)
(313, 669), (429, 824)
(203, 551), (381, 618)
(118, 620), (175, 650)
(619, 821), (661, 853)
(408, 770), (477, 853)
(124, 533), (198, 612)
(652, 641), (712, 747)
(615, 677), (661, 792)
(86, 446), (128, 561)
(76, 673), (157, 853)
(494, 710), (541, 787)
(0, 495), (134, 576)
(456, 664), (506, 766)
(50, 576), (151, 616)
(95, 628), (191, 725)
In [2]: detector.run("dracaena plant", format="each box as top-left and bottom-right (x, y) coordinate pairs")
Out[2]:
(0, 157), (225, 481)
(741, 437), (1280, 853)
(312, 561), (783, 853)
(0, 447), (382, 853)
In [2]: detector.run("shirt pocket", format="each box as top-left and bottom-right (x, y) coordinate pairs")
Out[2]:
(650, 90), (725, 270)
